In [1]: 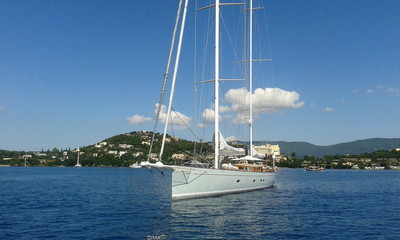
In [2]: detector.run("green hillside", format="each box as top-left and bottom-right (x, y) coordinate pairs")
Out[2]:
(1, 131), (399, 167)
(0, 131), (213, 167)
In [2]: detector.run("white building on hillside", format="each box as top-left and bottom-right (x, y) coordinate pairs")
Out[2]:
(254, 144), (280, 156)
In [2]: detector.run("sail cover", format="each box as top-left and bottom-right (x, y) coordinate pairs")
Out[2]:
(252, 146), (266, 159)
(239, 155), (263, 161)
(213, 131), (245, 156)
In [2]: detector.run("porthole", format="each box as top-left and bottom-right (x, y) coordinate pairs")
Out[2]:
(253, 179), (256, 182)
(237, 180), (240, 183)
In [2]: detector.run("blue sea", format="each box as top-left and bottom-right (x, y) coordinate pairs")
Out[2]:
(0, 167), (399, 239)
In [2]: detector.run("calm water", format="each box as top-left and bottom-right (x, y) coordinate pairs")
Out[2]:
(0, 167), (399, 239)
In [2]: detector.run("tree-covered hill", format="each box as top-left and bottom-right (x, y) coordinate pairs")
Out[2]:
(1, 132), (399, 167)
(0, 131), (213, 167)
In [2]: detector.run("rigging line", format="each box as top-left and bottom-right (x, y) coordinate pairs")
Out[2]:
(171, 107), (202, 142)
(194, 2), (209, 158)
(197, 86), (208, 157)
(170, 109), (175, 139)
(261, 1), (275, 85)
(147, 0), (183, 162)
(197, 101), (208, 157)
(195, 2), (211, 160)
(199, 5), (212, 91)
(193, 0), (199, 159)
(145, 167), (172, 190)
(220, 8), (246, 77)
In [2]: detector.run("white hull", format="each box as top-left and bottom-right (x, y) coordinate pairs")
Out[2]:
(129, 163), (142, 168)
(166, 166), (276, 200)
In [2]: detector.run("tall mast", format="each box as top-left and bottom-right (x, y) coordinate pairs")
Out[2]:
(159, 0), (189, 161)
(214, 0), (220, 169)
(249, 0), (254, 157)
(148, 0), (183, 162)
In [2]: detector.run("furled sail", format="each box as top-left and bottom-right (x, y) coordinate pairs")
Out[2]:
(252, 146), (266, 159)
(213, 131), (245, 156)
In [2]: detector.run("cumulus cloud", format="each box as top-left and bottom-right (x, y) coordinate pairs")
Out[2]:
(202, 108), (215, 123)
(199, 87), (303, 125)
(157, 104), (191, 126)
(126, 114), (152, 125)
(196, 87), (303, 126)
(322, 107), (335, 112)
(232, 113), (250, 124)
(219, 105), (232, 113)
(201, 108), (224, 124)
(225, 87), (304, 114)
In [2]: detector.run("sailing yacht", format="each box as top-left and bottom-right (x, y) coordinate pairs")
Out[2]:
(74, 148), (82, 168)
(142, 0), (277, 200)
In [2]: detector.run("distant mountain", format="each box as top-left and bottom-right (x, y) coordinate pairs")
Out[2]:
(254, 138), (400, 157)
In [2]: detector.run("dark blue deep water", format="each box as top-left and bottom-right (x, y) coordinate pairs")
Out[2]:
(0, 167), (399, 239)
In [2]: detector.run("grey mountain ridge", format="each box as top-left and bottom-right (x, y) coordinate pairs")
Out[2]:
(247, 138), (400, 157)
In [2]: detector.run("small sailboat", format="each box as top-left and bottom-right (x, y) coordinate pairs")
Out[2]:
(142, 0), (277, 200)
(129, 162), (142, 168)
(74, 148), (82, 168)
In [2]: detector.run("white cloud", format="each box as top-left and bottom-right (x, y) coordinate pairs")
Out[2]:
(366, 89), (374, 94)
(202, 108), (214, 123)
(386, 88), (400, 97)
(194, 87), (305, 125)
(0, 106), (5, 112)
(156, 104), (191, 126)
(225, 87), (304, 114)
(196, 87), (304, 126)
(219, 105), (232, 113)
(126, 114), (152, 125)
(232, 113), (250, 124)
(322, 107), (335, 112)
(352, 89), (360, 94)
(201, 108), (221, 123)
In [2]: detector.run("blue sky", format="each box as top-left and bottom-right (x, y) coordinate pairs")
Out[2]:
(1, 0), (399, 151)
